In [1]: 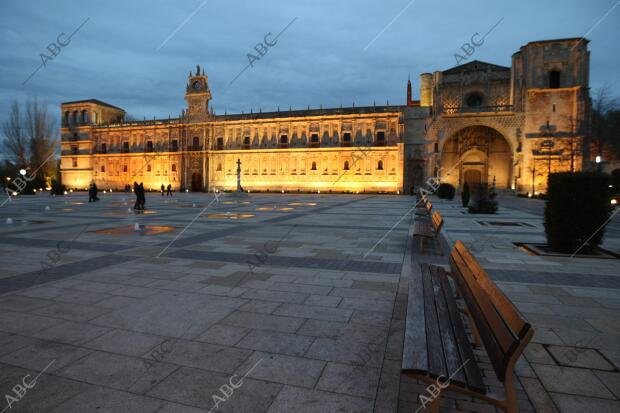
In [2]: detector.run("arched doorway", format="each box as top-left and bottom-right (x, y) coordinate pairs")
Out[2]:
(191, 172), (202, 191)
(440, 125), (512, 189)
(463, 169), (482, 187)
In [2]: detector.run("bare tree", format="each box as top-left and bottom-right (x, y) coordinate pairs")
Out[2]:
(26, 98), (57, 180)
(591, 85), (620, 159)
(2, 101), (29, 167)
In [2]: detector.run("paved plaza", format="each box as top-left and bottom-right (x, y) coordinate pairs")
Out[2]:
(0, 191), (618, 412)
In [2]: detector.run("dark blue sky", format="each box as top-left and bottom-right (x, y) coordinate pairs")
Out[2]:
(1, 0), (619, 129)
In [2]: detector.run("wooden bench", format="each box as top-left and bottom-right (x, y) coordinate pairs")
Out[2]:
(402, 241), (533, 413)
(415, 198), (432, 217)
(413, 211), (443, 253)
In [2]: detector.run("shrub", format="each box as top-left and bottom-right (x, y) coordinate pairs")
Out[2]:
(612, 169), (620, 191)
(461, 182), (470, 207)
(544, 172), (611, 253)
(437, 183), (455, 200)
(468, 184), (498, 214)
(50, 179), (66, 195)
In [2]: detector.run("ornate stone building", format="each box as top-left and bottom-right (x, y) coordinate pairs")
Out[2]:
(60, 37), (591, 195)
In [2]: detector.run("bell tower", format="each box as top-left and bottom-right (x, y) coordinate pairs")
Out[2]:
(185, 64), (212, 121)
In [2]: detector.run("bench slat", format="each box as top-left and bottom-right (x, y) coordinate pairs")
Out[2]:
(421, 264), (448, 379)
(429, 265), (467, 387)
(455, 242), (530, 338)
(450, 252), (509, 381)
(402, 260), (428, 372)
(437, 270), (486, 393)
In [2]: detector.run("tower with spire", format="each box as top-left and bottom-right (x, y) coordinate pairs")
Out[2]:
(406, 75), (419, 107)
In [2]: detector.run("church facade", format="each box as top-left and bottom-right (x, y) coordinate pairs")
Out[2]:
(60, 37), (591, 195)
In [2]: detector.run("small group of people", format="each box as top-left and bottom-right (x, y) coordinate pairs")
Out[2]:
(88, 182), (100, 202)
(133, 182), (146, 212)
(160, 184), (173, 196)
(123, 184), (132, 192)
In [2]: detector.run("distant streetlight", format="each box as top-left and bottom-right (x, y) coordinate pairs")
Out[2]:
(19, 169), (27, 176)
(595, 155), (602, 163)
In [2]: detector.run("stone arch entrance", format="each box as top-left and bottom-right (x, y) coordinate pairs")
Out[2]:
(440, 125), (512, 189)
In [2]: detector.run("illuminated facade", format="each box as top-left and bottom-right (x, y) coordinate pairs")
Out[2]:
(60, 38), (591, 194)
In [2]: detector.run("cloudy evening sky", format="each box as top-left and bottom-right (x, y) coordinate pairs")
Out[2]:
(0, 0), (619, 134)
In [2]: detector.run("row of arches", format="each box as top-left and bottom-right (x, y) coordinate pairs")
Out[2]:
(63, 110), (97, 126)
(215, 130), (393, 150)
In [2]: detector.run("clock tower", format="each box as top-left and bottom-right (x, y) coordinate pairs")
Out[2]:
(185, 64), (212, 121)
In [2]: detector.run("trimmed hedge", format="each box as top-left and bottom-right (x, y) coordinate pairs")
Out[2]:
(437, 183), (455, 200)
(544, 172), (611, 253)
(468, 184), (498, 214)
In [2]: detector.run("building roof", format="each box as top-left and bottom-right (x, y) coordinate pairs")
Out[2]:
(443, 60), (510, 75)
(60, 99), (125, 112)
(214, 105), (405, 121)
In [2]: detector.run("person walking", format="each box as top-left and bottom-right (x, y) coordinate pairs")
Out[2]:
(133, 182), (141, 211)
(92, 182), (99, 201)
(161, 184), (165, 196)
(138, 182), (146, 211)
(166, 184), (172, 197)
(88, 183), (95, 202)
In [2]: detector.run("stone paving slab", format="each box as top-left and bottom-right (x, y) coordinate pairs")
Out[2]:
(2, 192), (617, 411)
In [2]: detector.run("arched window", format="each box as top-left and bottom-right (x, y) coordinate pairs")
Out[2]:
(101, 165), (105, 172)
(216, 137), (224, 150)
(146, 141), (153, 152)
(311, 161), (317, 170)
(72, 158), (78, 168)
(101, 143), (107, 154)
(310, 134), (319, 147)
(465, 92), (484, 108)
(81, 110), (88, 124)
(92, 112), (97, 124)
(172, 164), (177, 172)
(147, 165), (151, 172)
(243, 136), (250, 148)
(377, 160), (383, 170)
(216, 163), (222, 171)
(549, 70), (561, 88)
(123, 165), (128, 172)
(72, 111), (78, 124)
(63, 111), (69, 126)
(122, 142), (129, 153)
(434, 142), (439, 153)
(344, 161), (350, 170)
